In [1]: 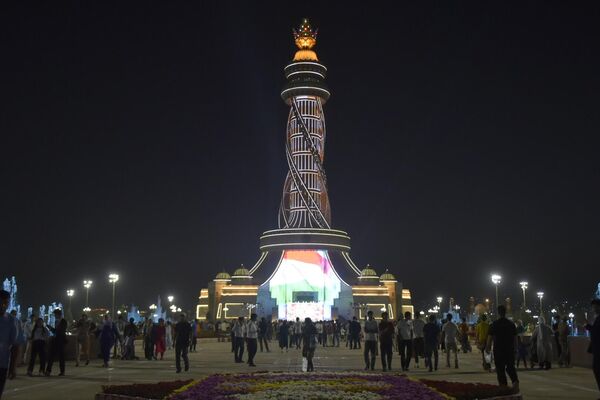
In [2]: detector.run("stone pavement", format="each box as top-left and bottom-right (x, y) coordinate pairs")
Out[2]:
(3, 340), (598, 399)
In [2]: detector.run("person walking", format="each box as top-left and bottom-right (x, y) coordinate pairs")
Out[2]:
(154, 318), (166, 360)
(293, 318), (302, 349)
(123, 318), (138, 360)
(475, 314), (491, 371)
(396, 312), (413, 371)
(532, 316), (553, 369)
(166, 321), (173, 350)
(26, 317), (48, 376)
(486, 305), (519, 392)
(412, 313), (425, 368)
(232, 316), (246, 363)
(363, 311), (378, 370)
(246, 314), (258, 367)
(174, 314), (192, 373)
(258, 317), (270, 352)
(379, 312), (394, 371)
(458, 317), (471, 353)
(0, 290), (17, 397)
(7, 311), (24, 380)
(515, 320), (529, 369)
(333, 319), (341, 347)
(22, 314), (35, 366)
(442, 313), (459, 369)
(190, 319), (199, 352)
(113, 315), (125, 359)
(278, 320), (289, 352)
(75, 314), (90, 367)
(301, 318), (318, 372)
(349, 317), (361, 349)
(585, 298), (600, 393)
(423, 314), (440, 372)
(557, 316), (570, 367)
(45, 308), (67, 376)
(143, 318), (154, 360)
(99, 315), (116, 368)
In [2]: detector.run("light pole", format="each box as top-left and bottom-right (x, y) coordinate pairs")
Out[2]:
(491, 274), (502, 317)
(83, 280), (93, 309)
(436, 297), (443, 317)
(108, 273), (119, 317)
(519, 281), (528, 309)
(167, 295), (174, 319)
(537, 291), (544, 319)
(66, 289), (74, 316)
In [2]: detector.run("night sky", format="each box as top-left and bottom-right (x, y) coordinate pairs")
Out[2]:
(2, 2), (599, 313)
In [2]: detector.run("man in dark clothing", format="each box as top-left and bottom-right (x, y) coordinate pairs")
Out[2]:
(349, 317), (361, 349)
(258, 317), (270, 352)
(45, 309), (67, 376)
(123, 318), (139, 360)
(174, 314), (192, 373)
(378, 312), (394, 371)
(586, 298), (600, 392)
(423, 314), (441, 372)
(0, 290), (17, 398)
(486, 305), (519, 392)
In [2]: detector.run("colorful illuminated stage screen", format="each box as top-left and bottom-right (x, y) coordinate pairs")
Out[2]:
(268, 249), (341, 320)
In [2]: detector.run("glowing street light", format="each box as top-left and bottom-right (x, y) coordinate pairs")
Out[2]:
(83, 280), (93, 309)
(537, 291), (544, 316)
(66, 289), (74, 315)
(149, 304), (157, 310)
(519, 281), (528, 309)
(491, 274), (502, 317)
(167, 295), (174, 303)
(108, 273), (119, 317)
(436, 297), (443, 315)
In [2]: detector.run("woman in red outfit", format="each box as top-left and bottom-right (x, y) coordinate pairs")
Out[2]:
(154, 318), (166, 360)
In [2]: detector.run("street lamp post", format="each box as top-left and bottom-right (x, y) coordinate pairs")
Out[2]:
(436, 297), (443, 317)
(83, 280), (93, 309)
(537, 291), (544, 319)
(491, 274), (502, 317)
(66, 289), (74, 316)
(519, 281), (528, 309)
(108, 274), (119, 317)
(167, 296), (174, 319)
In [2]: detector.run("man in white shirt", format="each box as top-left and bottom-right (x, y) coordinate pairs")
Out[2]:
(412, 313), (425, 368)
(442, 313), (460, 368)
(232, 316), (246, 363)
(246, 314), (258, 367)
(396, 312), (413, 371)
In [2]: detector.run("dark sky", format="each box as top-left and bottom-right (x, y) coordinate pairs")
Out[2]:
(1, 2), (599, 313)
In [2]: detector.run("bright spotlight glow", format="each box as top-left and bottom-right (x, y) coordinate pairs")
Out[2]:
(66, 289), (74, 297)
(537, 292), (544, 299)
(167, 295), (174, 303)
(108, 273), (119, 283)
(436, 296), (443, 303)
(491, 274), (502, 285)
(83, 280), (93, 288)
(568, 313), (574, 318)
(519, 281), (528, 289)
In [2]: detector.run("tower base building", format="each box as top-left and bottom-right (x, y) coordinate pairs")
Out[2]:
(197, 20), (413, 322)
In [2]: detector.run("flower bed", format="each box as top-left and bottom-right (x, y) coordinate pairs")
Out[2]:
(100, 380), (192, 400)
(420, 380), (519, 400)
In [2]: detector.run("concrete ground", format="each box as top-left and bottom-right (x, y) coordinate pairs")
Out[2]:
(3, 340), (599, 400)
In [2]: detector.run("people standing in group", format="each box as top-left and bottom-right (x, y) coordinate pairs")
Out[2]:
(486, 305), (519, 392)
(458, 317), (471, 353)
(293, 318), (302, 349)
(363, 311), (378, 371)
(475, 314), (491, 371)
(246, 314), (258, 367)
(532, 316), (553, 370)
(258, 317), (270, 352)
(585, 298), (600, 393)
(278, 320), (289, 352)
(349, 317), (361, 349)
(232, 316), (246, 363)
(0, 290), (17, 397)
(379, 312), (394, 371)
(154, 318), (166, 360)
(75, 314), (90, 367)
(174, 313), (192, 373)
(143, 318), (154, 361)
(423, 315), (440, 372)
(99, 315), (116, 368)
(557, 316), (570, 367)
(396, 312), (413, 371)
(26, 317), (48, 376)
(45, 308), (67, 376)
(442, 313), (459, 369)
(123, 318), (138, 360)
(412, 313), (425, 369)
(301, 317), (317, 372)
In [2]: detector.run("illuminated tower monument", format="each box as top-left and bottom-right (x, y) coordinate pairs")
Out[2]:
(197, 19), (413, 322)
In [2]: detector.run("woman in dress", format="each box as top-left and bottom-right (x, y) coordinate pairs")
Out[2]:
(154, 318), (166, 360)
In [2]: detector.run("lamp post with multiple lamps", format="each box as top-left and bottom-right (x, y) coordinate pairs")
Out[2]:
(537, 291), (544, 319)
(519, 281), (528, 309)
(83, 280), (93, 311)
(66, 289), (74, 317)
(108, 274), (119, 317)
(491, 274), (502, 317)
(436, 297), (443, 317)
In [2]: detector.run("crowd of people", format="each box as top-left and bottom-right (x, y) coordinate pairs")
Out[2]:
(1, 288), (599, 398)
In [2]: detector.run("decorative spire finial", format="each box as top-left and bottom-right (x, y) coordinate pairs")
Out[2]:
(293, 18), (317, 50)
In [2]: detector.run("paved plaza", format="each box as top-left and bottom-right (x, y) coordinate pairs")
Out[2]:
(3, 340), (598, 400)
